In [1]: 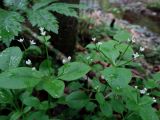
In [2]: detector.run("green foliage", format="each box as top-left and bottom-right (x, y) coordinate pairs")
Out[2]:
(0, 47), (23, 71)
(42, 79), (65, 98)
(58, 62), (91, 81)
(0, 67), (43, 89)
(0, 9), (24, 46)
(0, 1), (159, 119)
(101, 67), (132, 88)
(0, 0), (79, 46)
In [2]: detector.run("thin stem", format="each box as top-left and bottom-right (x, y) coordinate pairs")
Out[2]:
(117, 59), (133, 67)
(117, 42), (131, 64)
(97, 47), (115, 66)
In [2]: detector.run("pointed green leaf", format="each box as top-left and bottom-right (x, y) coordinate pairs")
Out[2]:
(58, 62), (91, 81)
(0, 67), (43, 89)
(0, 47), (23, 71)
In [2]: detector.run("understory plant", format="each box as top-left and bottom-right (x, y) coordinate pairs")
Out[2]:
(0, 0), (160, 120)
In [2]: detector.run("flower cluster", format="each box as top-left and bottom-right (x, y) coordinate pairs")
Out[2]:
(62, 56), (71, 64)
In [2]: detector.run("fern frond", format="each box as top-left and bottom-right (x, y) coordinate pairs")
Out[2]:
(0, 9), (24, 46)
(27, 9), (58, 33)
(47, 3), (78, 17)
(3, 0), (28, 10)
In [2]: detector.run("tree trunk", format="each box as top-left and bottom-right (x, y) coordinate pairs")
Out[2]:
(52, 0), (80, 56)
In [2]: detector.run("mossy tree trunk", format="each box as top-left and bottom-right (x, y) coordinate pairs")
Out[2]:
(52, 0), (80, 56)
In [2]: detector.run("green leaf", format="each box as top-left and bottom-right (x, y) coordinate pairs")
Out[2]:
(25, 111), (49, 120)
(22, 96), (40, 108)
(39, 59), (53, 76)
(32, 0), (56, 10)
(0, 89), (13, 104)
(100, 101), (113, 117)
(144, 79), (158, 89)
(42, 79), (65, 98)
(58, 62), (91, 81)
(111, 99), (125, 113)
(99, 41), (120, 65)
(4, 0), (28, 10)
(114, 30), (131, 42)
(152, 72), (160, 82)
(0, 67), (43, 89)
(101, 67), (132, 88)
(85, 102), (97, 112)
(47, 3), (78, 17)
(117, 43), (134, 60)
(95, 92), (105, 105)
(27, 9), (58, 33)
(139, 106), (159, 120)
(0, 47), (23, 71)
(66, 91), (89, 109)
(10, 111), (22, 120)
(0, 9), (24, 46)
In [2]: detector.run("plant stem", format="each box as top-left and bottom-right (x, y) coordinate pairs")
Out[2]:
(117, 42), (131, 64)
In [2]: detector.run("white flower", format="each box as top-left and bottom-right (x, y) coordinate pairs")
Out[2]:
(101, 75), (105, 79)
(32, 67), (36, 70)
(140, 88), (147, 94)
(133, 52), (139, 59)
(146, 93), (150, 95)
(131, 36), (136, 43)
(67, 56), (71, 61)
(39, 27), (44, 32)
(152, 97), (157, 102)
(62, 59), (67, 64)
(144, 88), (147, 91)
(140, 89), (146, 94)
(39, 27), (46, 36)
(41, 31), (46, 36)
(97, 42), (102, 45)
(0, 36), (2, 39)
(62, 56), (71, 64)
(140, 47), (145, 52)
(18, 38), (24, 43)
(134, 86), (138, 89)
(92, 37), (96, 42)
(26, 59), (32, 65)
(30, 40), (36, 45)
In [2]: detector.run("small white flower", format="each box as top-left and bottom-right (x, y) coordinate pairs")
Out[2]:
(146, 93), (150, 95)
(39, 27), (46, 36)
(132, 36), (136, 43)
(0, 36), (2, 39)
(101, 75), (105, 79)
(140, 47), (145, 52)
(30, 40), (36, 45)
(97, 42), (102, 45)
(41, 31), (46, 36)
(133, 52), (139, 59)
(26, 59), (32, 65)
(32, 67), (36, 70)
(140, 89), (146, 94)
(67, 56), (71, 61)
(134, 86), (138, 89)
(144, 88), (147, 91)
(92, 37), (96, 42)
(18, 38), (24, 43)
(62, 59), (67, 64)
(152, 97), (157, 102)
(39, 27), (44, 32)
